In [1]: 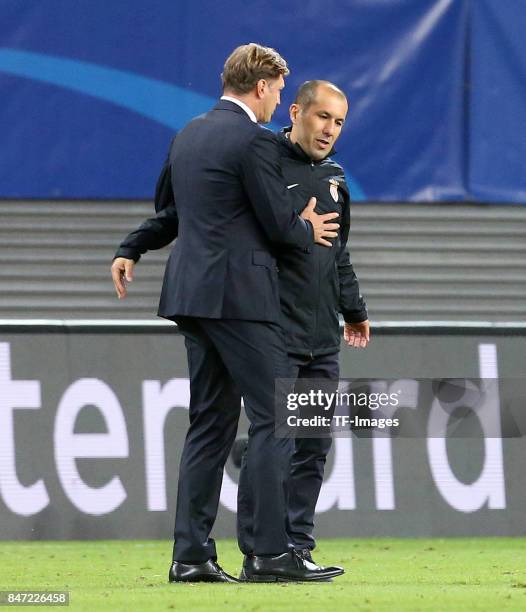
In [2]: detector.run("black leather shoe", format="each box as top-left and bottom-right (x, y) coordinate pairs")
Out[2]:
(296, 549), (344, 576)
(240, 550), (344, 582)
(169, 559), (239, 583)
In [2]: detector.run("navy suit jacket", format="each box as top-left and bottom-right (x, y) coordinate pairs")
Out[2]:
(115, 100), (313, 323)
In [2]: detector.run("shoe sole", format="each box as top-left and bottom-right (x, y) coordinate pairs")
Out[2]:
(241, 572), (341, 583)
(169, 576), (239, 583)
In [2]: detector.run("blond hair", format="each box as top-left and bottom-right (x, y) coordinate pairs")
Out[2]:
(221, 43), (289, 94)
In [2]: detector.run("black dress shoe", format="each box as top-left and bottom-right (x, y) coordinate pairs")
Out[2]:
(240, 550), (344, 582)
(296, 548), (344, 576)
(169, 559), (239, 583)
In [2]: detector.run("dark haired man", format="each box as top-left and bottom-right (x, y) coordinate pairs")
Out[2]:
(237, 80), (369, 578)
(111, 45), (341, 583)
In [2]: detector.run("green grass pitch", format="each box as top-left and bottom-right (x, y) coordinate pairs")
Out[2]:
(0, 538), (525, 611)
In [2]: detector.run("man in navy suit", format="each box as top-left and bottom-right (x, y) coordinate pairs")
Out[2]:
(111, 44), (342, 583)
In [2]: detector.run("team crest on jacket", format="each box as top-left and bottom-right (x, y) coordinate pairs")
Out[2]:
(329, 178), (339, 202)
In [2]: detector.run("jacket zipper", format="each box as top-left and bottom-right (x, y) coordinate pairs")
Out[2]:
(310, 163), (320, 356)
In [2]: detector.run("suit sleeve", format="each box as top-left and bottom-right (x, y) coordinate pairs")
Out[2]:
(115, 136), (179, 262)
(240, 128), (313, 250)
(337, 177), (368, 323)
(154, 136), (176, 213)
(114, 206), (179, 262)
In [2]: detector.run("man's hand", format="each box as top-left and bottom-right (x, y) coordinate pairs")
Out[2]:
(301, 197), (340, 247)
(111, 257), (135, 299)
(344, 320), (370, 348)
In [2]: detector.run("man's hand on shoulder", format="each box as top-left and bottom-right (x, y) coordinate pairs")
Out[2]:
(111, 257), (135, 299)
(344, 320), (370, 348)
(301, 197), (340, 247)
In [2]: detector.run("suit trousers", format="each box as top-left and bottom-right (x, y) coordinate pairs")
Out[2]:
(237, 351), (339, 554)
(172, 316), (293, 563)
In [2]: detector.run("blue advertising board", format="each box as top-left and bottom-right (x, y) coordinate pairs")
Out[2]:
(0, 0), (524, 202)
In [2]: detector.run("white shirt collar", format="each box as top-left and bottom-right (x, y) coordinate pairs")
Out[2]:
(220, 95), (257, 123)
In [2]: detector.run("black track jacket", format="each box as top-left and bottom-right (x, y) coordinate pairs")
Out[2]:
(275, 128), (367, 357)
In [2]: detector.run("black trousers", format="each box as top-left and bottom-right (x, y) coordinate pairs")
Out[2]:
(238, 351), (339, 553)
(172, 316), (293, 562)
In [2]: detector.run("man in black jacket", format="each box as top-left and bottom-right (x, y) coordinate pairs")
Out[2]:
(111, 46), (342, 583)
(237, 81), (370, 575)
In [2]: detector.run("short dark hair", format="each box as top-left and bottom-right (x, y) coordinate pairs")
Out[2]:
(294, 80), (347, 110)
(221, 43), (289, 94)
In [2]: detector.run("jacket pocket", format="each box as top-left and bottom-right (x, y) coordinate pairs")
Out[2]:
(252, 250), (277, 270)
